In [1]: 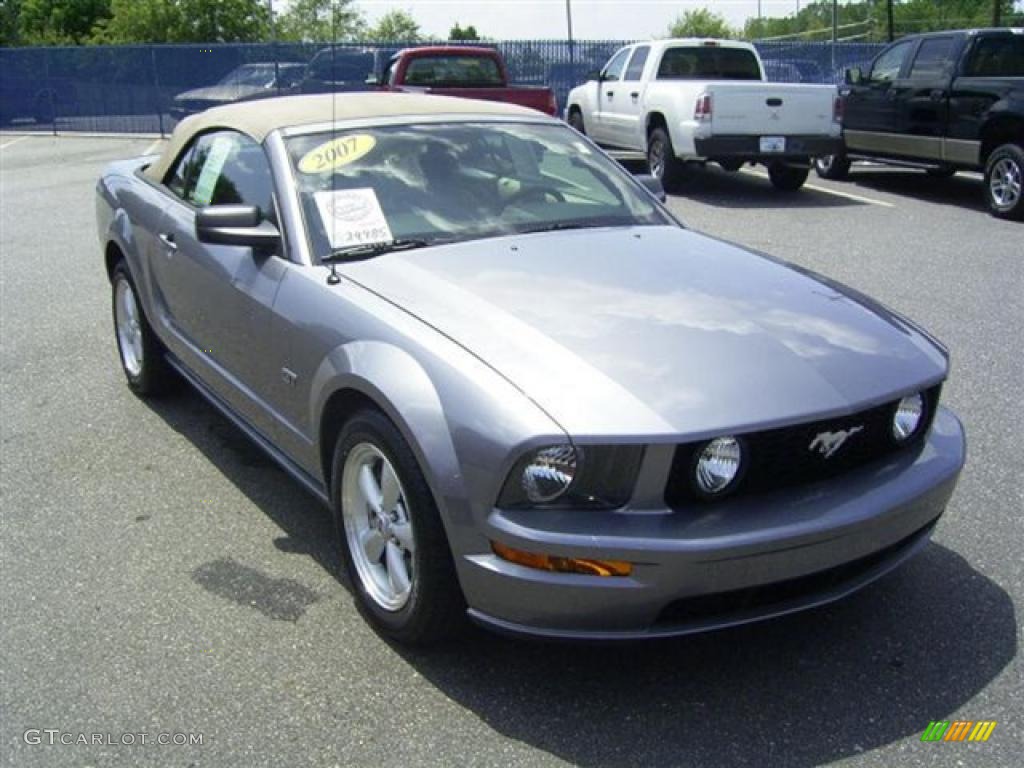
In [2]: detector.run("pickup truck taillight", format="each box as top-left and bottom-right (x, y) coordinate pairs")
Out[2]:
(546, 91), (559, 117)
(833, 95), (844, 124)
(694, 92), (713, 122)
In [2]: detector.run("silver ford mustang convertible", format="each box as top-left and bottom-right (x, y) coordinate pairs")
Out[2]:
(96, 93), (966, 643)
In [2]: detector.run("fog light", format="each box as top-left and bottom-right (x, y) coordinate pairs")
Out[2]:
(491, 541), (632, 577)
(893, 393), (924, 441)
(694, 436), (742, 495)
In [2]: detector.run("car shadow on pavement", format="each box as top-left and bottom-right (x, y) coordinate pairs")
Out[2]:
(144, 387), (1015, 767)
(668, 164), (870, 210)
(841, 169), (988, 213)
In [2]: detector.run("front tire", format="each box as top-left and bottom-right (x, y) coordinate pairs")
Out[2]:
(647, 126), (687, 191)
(984, 143), (1024, 220)
(111, 261), (174, 395)
(331, 408), (465, 645)
(814, 153), (851, 181)
(567, 108), (585, 135)
(768, 161), (810, 191)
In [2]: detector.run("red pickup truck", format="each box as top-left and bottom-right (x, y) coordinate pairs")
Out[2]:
(378, 46), (558, 116)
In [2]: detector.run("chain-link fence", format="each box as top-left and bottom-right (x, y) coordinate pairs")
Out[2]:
(0, 40), (885, 135)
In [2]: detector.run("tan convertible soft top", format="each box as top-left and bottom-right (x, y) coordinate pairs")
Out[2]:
(144, 92), (542, 182)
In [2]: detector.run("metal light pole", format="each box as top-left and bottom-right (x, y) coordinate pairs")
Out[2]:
(831, 0), (838, 74)
(566, 0), (575, 69)
(887, 0), (895, 42)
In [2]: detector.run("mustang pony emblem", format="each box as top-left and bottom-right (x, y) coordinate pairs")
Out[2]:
(809, 426), (864, 459)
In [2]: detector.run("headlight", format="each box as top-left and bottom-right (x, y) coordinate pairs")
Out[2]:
(521, 444), (578, 504)
(893, 393), (924, 441)
(498, 444), (644, 509)
(694, 436), (743, 496)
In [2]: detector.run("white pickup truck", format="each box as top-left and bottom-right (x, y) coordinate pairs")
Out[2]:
(566, 39), (843, 191)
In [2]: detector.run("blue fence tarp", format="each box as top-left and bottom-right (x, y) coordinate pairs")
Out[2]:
(0, 40), (885, 135)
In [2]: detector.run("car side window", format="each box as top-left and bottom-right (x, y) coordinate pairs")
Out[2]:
(964, 35), (1024, 77)
(624, 46), (650, 81)
(164, 131), (276, 220)
(601, 48), (631, 82)
(909, 37), (955, 80)
(869, 40), (914, 83)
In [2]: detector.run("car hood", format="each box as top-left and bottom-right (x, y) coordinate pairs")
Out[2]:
(174, 85), (267, 103)
(340, 226), (948, 439)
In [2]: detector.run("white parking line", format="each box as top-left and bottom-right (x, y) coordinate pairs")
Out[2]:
(740, 168), (895, 208)
(0, 136), (30, 150)
(142, 138), (165, 156)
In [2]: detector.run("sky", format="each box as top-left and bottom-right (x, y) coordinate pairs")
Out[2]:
(354, 0), (1024, 40)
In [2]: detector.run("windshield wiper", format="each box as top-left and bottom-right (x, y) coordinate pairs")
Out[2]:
(518, 221), (617, 235)
(322, 238), (434, 263)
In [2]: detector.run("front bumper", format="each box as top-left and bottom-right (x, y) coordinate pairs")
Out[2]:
(460, 407), (966, 640)
(694, 134), (843, 161)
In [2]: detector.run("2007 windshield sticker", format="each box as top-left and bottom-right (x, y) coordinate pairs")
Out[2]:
(298, 135), (376, 174)
(314, 188), (393, 250)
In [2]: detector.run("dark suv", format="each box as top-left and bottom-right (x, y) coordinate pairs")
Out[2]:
(816, 28), (1023, 220)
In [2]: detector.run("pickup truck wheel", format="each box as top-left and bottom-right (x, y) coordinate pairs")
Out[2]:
(647, 127), (685, 191)
(768, 162), (810, 192)
(568, 109), (585, 135)
(111, 261), (174, 396)
(332, 408), (465, 645)
(984, 143), (1024, 220)
(813, 153), (850, 181)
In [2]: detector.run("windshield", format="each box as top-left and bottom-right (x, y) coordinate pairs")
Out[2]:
(285, 121), (670, 260)
(657, 47), (763, 80)
(219, 65), (276, 87)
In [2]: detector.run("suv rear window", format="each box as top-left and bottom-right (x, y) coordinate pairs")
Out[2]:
(965, 35), (1024, 77)
(404, 55), (502, 86)
(656, 47), (762, 81)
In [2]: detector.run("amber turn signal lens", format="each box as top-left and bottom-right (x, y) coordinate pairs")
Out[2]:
(491, 541), (632, 577)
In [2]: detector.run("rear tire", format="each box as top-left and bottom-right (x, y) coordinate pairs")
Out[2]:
(111, 261), (174, 396)
(768, 161), (810, 191)
(568, 108), (585, 135)
(983, 143), (1024, 220)
(813, 153), (850, 180)
(647, 126), (686, 191)
(331, 408), (465, 645)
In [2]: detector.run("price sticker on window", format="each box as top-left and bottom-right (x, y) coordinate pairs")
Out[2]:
(313, 188), (393, 249)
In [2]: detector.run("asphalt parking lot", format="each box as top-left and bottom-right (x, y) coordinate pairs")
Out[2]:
(1, 134), (1021, 768)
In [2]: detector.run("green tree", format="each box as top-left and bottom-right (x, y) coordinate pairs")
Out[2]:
(276, 0), (365, 43)
(363, 9), (421, 42)
(1, 0), (22, 45)
(667, 8), (735, 39)
(17, 0), (110, 44)
(98, 0), (268, 43)
(449, 21), (479, 40)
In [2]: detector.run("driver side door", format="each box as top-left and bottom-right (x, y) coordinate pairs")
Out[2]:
(844, 39), (917, 154)
(590, 47), (631, 147)
(153, 130), (288, 433)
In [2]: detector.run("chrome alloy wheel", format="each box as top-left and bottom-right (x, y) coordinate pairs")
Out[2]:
(341, 443), (415, 611)
(990, 157), (1022, 210)
(114, 277), (144, 377)
(648, 136), (666, 179)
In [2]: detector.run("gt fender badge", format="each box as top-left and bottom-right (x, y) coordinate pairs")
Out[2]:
(809, 426), (864, 459)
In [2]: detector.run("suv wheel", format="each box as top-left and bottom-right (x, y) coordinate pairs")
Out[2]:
(984, 143), (1024, 220)
(332, 409), (465, 645)
(813, 153), (850, 180)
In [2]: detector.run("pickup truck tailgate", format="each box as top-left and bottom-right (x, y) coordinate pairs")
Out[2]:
(709, 83), (836, 135)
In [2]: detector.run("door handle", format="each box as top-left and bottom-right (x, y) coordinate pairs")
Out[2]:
(630, 91), (640, 100)
(158, 232), (177, 251)
(606, 90), (614, 98)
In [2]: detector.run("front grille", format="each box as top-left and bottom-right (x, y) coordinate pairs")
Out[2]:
(665, 386), (941, 507)
(654, 519), (935, 627)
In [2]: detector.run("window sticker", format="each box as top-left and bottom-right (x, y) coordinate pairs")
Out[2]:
(298, 134), (376, 174)
(314, 188), (393, 250)
(192, 135), (235, 206)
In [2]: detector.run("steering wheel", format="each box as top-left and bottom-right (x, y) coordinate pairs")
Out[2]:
(503, 184), (566, 208)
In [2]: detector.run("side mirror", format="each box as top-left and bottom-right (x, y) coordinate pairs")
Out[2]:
(589, 70), (603, 82)
(196, 205), (280, 250)
(845, 67), (863, 85)
(636, 173), (666, 203)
